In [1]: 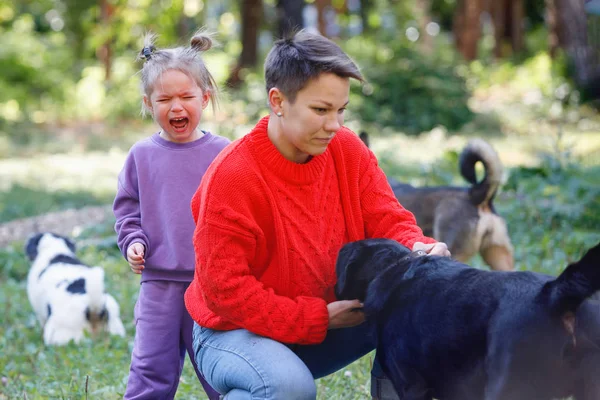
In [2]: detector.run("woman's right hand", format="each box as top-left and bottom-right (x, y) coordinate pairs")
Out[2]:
(327, 299), (365, 330)
(127, 243), (145, 274)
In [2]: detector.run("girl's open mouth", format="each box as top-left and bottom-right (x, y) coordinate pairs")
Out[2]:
(170, 117), (189, 132)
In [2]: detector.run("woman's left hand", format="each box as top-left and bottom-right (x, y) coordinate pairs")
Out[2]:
(412, 241), (451, 257)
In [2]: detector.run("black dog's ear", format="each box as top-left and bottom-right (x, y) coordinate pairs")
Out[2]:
(335, 242), (365, 300)
(542, 242), (600, 315)
(24, 233), (44, 261)
(335, 239), (412, 301)
(359, 131), (370, 148)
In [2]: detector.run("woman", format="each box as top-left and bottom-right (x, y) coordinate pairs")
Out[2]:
(184, 29), (450, 400)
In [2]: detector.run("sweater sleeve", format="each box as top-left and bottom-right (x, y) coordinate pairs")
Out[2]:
(359, 147), (436, 249)
(113, 154), (149, 258)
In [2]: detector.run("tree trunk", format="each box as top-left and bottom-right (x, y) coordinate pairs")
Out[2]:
(453, 0), (465, 55)
(492, 0), (507, 58)
(511, 0), (525, 54)
(553, 0), (597, 86)
(226, 0), (263, 88)
(277, 0), (305, 38)
(546, 0), (560, 57)
(491, 0), (524, 58)
(416, 0), (433, 54)
(98, 0), (114, 82)
(454, 0), (483, 60)
(360, 0), (373, 33)
(315, 0), (332, 36)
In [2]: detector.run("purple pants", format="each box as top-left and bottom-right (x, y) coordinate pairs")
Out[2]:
(124, 280), (220, 400)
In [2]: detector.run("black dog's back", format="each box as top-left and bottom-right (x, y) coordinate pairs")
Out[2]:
(335, 239), (600, 400)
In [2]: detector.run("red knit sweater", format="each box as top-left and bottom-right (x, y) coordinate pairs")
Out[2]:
(184, 116), (435, 345)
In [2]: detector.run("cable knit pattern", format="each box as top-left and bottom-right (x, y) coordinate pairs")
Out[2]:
(184, 116), (435, 345)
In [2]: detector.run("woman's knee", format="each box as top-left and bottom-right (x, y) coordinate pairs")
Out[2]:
(263, 363), (316, 400)
(196, 328), (317, 399)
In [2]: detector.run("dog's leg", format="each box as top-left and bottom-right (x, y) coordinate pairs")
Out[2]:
(484, 351), (543, 400)
(43, 317), (84, 346)
(481, 244), (514, 271)
(376, 352), (433, 400)
(104, 294), (126, 337)
(572, 352), (600, 400)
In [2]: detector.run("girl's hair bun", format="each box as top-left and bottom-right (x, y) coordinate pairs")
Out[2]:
(190, 28), (217, 51)
(190, 32), (213, 52)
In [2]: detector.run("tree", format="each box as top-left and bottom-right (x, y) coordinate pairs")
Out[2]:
(551, 0), (599, 89)
(492, 0), (525, 58)
(226, 0), (263, 88)
(277, 0), (305, 38)
(453, 0), (483, 60)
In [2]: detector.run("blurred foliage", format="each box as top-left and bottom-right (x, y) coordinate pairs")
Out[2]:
(0, 0), (587, 137)
(346, 35), (475, 135)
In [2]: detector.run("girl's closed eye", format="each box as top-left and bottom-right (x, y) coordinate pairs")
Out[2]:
(338, 108), (346, 114)
(312, 107), (327, 114)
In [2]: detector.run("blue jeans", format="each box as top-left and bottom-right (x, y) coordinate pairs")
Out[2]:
(192, 322), (385, 399)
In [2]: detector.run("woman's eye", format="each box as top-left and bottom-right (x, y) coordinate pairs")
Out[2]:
(338, 108), (346, 114)
(313, 107), (327, 113)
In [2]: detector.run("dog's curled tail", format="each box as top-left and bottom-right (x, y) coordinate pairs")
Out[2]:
(87, 266), (106, 313)
(459, 139), (504, 206)
(542, 243), (600, 315)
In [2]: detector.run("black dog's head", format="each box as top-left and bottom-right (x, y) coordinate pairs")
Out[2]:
(335, 238), (429, 302)
(25, 232), (76, 261)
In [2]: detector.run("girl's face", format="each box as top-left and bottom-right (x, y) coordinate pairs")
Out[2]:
(270, 73), (350, 163)
(144, 69), (209, 143)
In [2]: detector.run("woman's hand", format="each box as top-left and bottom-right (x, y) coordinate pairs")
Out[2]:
(412, 241), (451, 257)
(127, 242), (145, 274)
(327, 299), (365, 330)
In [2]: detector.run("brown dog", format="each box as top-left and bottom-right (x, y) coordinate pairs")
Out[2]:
(360, 132), (513, 271)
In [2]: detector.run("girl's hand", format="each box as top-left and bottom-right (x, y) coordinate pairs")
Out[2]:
(327, 300), (365, 330)
(127, 243), (145, 274)
(412, 241), (451, 257)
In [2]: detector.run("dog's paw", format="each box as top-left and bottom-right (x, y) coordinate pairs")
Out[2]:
(108, 318), (126, 337)
(43, 321), (84, 346)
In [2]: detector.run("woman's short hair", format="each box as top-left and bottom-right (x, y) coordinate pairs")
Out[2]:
(264, 30), (363, 103)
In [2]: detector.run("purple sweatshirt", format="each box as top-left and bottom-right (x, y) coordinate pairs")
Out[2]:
(113, 131), (231, 282)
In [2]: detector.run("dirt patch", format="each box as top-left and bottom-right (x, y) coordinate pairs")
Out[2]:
(0, 205), (114, 248)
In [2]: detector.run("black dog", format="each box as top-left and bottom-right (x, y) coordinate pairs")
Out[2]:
(335, 239), (600, 400)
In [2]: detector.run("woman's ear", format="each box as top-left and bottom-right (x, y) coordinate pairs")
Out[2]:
(268, 87), (284, 115)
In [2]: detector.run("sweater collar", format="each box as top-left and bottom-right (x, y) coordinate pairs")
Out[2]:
(249, 116), (329, 185)
(151, 130), (213, 149)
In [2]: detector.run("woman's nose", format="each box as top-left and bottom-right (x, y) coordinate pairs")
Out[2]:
(324, 113), (341, 132)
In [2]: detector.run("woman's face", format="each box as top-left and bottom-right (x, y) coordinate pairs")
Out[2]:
(271, 73), (350, 163)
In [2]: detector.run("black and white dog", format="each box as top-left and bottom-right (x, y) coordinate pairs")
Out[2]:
(25, 232), (126, 345)
(335, 238), (600, 400)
